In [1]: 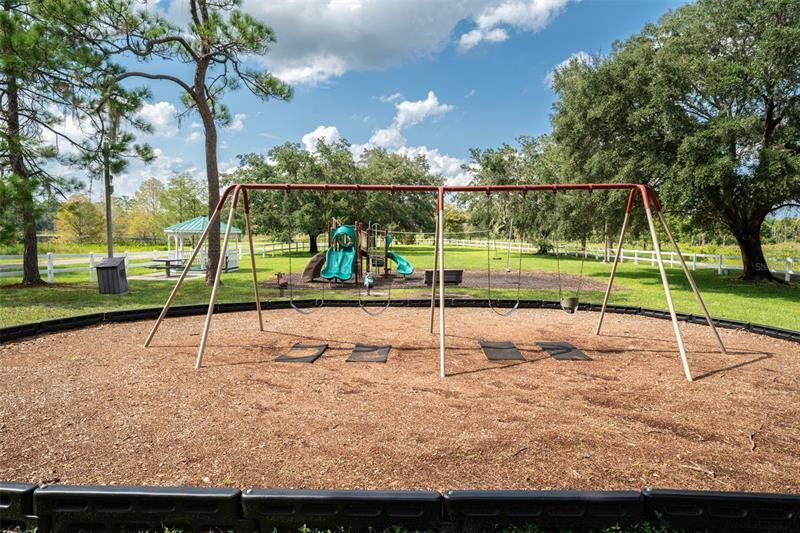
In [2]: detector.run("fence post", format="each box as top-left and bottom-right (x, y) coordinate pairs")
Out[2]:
(692, 253), (697, 271)
(124, 251), (129, 273)
(787, 257), (793, 283)
(47, 252), (54, 283)
(634, 250), (639, 264)
(717, 254), (723, 274)
(89, 252), (95, 281)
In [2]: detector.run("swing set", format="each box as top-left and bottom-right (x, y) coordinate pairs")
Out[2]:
(483, 190), (588, 316)
(143, 182), (727, 382)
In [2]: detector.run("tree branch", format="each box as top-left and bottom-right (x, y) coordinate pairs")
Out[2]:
(116, 71), (194, 96)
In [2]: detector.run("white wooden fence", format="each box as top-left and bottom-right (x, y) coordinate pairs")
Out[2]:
(0, 240), (309, 282)
(1, 239), (794, 282)
(424, 238), (797, 283)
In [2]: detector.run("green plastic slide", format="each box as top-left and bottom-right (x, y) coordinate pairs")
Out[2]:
(320, 225), (355, 281)
(387, 251), (414, 276)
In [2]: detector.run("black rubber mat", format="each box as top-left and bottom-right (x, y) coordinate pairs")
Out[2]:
(275, 343), (328, 363)
(536, 341), (591, 361)
(479, 340), (525, 361)
(347, 343), (390, 362)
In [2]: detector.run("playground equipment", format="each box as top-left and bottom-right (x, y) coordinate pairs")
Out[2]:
(484, 192), (527, 317)
(144, 183), (728, 383)
(555, 237), (586, 314)
(302, 222), (414, 283)
(320, 225), (357, 281)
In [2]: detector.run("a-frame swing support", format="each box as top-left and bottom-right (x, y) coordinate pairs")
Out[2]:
(144, 183), (726, 382)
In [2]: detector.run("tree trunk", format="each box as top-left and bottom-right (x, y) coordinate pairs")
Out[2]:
(202, 113), (220, 285)
(308, 232), (319, 254)
(4, 66), (44, 285)
(732, 218), (777, 281)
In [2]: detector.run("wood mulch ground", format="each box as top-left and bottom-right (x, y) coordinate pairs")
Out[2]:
(1, 308), (798, 493)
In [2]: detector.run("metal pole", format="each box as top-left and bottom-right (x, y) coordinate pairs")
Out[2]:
(243, 190), (264, 332)
(643, 196), (692, 382)
(144, 207), (222, 347)
(195, 187), (240, 369)
(437, 187), (446, 378)
(596, 189), (636, 335)
(655, 208), (727, 354)
(103, 142), (114, 259)
(429, 208), (440, 334)
(505, 218), (513, 273)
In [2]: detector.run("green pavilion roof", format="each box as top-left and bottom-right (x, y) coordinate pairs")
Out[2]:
(164, 216), (241, 235)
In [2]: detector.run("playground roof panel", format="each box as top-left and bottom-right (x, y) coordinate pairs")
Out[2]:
(164, 215), (241, 235)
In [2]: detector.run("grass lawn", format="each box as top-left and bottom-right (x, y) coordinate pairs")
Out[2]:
(1, 244), (798, 330)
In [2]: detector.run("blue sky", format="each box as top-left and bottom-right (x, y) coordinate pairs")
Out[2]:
(105, 0), (688, 197)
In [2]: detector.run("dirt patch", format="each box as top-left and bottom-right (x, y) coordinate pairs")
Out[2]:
(266, 268), (612, 296)
(1, 308), (798, 492)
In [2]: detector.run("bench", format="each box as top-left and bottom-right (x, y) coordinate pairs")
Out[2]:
(424, 269), (464, 286)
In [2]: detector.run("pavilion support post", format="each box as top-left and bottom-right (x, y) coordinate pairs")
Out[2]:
(596, 189), (636, 335)
(243, 190), (264, 332)
(653, 201), (727, 354)
(437, 187), (446, 378)
(195, 187), (241, 369)
(144, 208), (222, 347)
(429, 206), (440, 334)
(642, 190), (692, 382)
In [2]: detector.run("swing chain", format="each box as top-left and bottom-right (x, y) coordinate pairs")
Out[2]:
(486, 191), (524, 317)
(286, 189), (325, 315)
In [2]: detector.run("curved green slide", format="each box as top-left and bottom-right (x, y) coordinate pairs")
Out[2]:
(320, 225), (355, 281)
(387, 251), (413, 276)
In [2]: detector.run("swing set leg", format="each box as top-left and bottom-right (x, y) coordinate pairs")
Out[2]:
(196, 187), (241, 370)
(144, 201), (223, 347)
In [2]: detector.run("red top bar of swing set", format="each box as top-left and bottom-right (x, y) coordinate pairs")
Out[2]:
(222, 183), (661, 213)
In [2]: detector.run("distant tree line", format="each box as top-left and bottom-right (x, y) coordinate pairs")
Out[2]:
(225, 141), (440, 254)
(49, 174), (206, 244)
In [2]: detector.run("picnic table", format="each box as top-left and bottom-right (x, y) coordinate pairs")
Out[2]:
(150, 258), (186, 277)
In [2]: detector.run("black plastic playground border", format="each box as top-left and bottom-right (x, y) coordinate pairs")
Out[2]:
(1, 298), (799, 344)
(2, 482), (800, 532)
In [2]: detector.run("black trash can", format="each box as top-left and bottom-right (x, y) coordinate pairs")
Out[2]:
(96, 257), (128, 294)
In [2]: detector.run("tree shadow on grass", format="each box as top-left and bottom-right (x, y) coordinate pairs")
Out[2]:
(605, 268), (799, 303)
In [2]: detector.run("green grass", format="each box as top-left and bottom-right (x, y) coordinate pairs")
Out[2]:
(1, 244), (798, 330)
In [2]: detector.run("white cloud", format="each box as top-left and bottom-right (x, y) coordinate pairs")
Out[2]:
(303, 90), (470, 185)
(394, 91), (454, 129)
(301, 125), (341, 152)
(363, 91), (453, 150)
(459, 0), (570, 51)
(114, 148), (194, 196)
(136, 101), (179, 137)
(368, 127), (406, 150)
(458, 27), (508, 50)
(465, 89), (477, 98)
(270, 54), (348, 85)
(397, 145), (471, 185)
(544, 50), (592, 87)
(225, 113), (247, 132)
(186, 131), (203, 144)
(235, 0), (571, 85)
(379, 92), (403, 103)
(40, 110), (94, 156)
